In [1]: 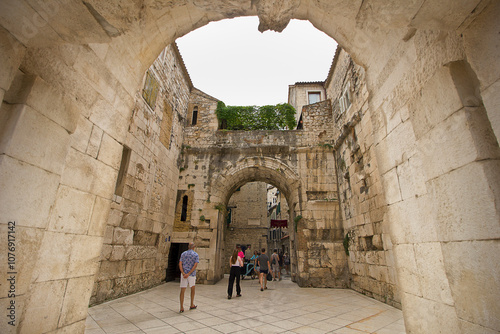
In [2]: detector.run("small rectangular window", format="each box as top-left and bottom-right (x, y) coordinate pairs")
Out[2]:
(308, 92), (321, 104)
(181, 195), (188, 221)
(115, 146), (131, 196)
(191, 106), (198, 125)
(142, 71), (159, 110)
(339, 82), (351, 114)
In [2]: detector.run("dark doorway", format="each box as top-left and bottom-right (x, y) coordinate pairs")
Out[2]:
(165, 243), (189, 282)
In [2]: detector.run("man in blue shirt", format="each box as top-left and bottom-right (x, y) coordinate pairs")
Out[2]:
(179, 242), (199, 313)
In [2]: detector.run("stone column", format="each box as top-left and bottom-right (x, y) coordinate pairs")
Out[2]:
(294, 148), (348, 288)
(462, 1), (500, 144)
(0, 73), (75, 332)
(0, 71), (118, 333)
(390, 61), (500, 333)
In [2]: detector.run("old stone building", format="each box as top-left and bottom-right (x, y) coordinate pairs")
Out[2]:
(267, 184), (291, 255)
(288, 81), (327, 126)
(0, 1), (499, 334)
(90, 43), (191, 305)
(326, 47), (398, 305)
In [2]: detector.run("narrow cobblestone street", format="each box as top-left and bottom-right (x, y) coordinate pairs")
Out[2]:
(85, 276), (405, 334)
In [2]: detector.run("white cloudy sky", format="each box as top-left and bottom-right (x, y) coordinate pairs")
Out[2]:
(176, 16), (337, 106)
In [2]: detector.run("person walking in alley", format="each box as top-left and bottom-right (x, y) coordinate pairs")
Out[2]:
(257, 248), (270, 291)
(179, 242), (199, 313)
(284, 252), (290, 275)
(251, 250), (259, 279)
(271, 249), (281, 281)
(227, 248), (243, 299)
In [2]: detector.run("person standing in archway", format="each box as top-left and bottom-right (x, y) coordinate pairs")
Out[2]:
(227, 249), (243, 299)
(257, 248), (270, 291)
(271, 249), (281, 281)
(284, 252), (290, 275)
(179, 242), (199, 313)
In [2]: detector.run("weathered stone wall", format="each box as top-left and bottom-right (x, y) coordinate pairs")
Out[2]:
(178, 93), (347, 288)
(186, 88), (220, 134)
(289, 100), (347, 287)
(325, 48), (399, 307)
(90, 44), (191, 305)
(224, 182), (268, 273)
(179, 93), (347, 287)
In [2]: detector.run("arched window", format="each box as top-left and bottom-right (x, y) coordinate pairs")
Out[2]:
(180, 195), (188, 221)
(191, 106), (198, 125)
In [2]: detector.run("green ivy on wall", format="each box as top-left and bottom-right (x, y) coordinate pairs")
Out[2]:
(216, 101), (296, 130)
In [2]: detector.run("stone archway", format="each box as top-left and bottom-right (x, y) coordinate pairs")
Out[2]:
(208, 157), (302, 284)
(1, 1), (499, 333)
(210, 156), (301, 206)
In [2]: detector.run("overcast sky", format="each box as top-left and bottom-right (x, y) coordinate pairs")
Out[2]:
(176, 17), (337, 106)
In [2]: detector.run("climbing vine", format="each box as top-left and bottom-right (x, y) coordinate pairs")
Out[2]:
(294, 215), (303, 233)
(216, 101), (296, 130)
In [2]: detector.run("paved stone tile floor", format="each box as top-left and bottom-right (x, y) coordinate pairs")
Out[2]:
(85, 275), (406, 334)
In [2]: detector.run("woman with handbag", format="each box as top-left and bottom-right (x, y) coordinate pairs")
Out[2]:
(227, 249), (243, 299)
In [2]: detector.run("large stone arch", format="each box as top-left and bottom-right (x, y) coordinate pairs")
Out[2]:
(1, 1), (499, 333)
(207, 156), (302, 283)
(210, 156), (301, 207)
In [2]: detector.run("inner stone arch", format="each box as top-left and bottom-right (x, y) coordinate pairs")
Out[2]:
(210, 163), (299, 280)
(211, 156), (301, 206)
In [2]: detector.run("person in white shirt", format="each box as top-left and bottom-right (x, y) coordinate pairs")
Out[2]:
(227, 248), (243, 299)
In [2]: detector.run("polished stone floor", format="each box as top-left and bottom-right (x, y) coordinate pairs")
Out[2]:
(85, 275), (406, 334)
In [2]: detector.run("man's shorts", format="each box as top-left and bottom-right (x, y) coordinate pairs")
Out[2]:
(260, 269), (269, 274)
(180, 275), (196, 288)
(272, 264), (280, 273)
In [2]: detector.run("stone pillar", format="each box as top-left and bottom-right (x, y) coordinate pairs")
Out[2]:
(294, 148), (348, 288)
(0, 73), (76, 332)
(391, 61), (500, 333)
(0, 72), (117, 333)
(462, 1), (500, 144)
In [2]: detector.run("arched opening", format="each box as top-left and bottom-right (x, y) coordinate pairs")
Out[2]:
(223, 181), (292, 280)
(1, 2), (498, 333)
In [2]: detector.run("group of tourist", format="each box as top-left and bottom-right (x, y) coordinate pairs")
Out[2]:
(177, 242), (291, 313)
(228, 246), (290, 297)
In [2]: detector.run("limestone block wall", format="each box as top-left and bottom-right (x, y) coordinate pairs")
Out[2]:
(325, 49), (400, 307)
(0, 37), (143, 332)
(90, 44), (190, 305)
(185, 88), (220, 136)
(294, 145), (347, 288)
(179, 95), (347, 288)
(224, 182), (268, 273)
(363, 24), (500, 333)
